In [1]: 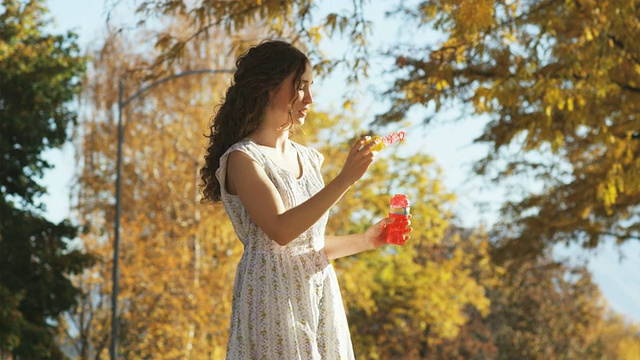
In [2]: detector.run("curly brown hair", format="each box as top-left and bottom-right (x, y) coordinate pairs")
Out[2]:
(200, 40), (309, 203)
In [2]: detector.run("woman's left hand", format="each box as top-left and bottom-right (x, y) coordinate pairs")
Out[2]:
(364, 215), (413, 248)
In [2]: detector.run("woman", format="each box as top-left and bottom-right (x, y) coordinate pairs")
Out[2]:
(200, 40), (411, 359)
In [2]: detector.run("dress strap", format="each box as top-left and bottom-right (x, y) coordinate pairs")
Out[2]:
(215, 140), (268, 195)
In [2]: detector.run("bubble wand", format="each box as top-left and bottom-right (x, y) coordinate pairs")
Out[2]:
(364, 130), (406, 151)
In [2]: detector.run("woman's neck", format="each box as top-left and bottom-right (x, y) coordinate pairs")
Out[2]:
(248, 128), (291, 152)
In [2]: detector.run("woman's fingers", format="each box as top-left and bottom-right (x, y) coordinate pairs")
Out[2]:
(341, 136), (380, 184)
(380, 217), (394, 227)
(352, 136), (370, 154)
(360, 137), (380, 154)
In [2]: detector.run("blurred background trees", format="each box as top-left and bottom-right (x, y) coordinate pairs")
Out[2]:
(0, 0), (94, 358)
(2, 0), (639, 358)
(65, 18), (241, 358)
(378, 0), (640, 262)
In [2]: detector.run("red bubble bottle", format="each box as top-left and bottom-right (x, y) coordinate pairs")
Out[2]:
(386, 194), (410, 245)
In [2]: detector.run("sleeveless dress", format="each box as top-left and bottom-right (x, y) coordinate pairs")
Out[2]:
(215, 139), (355, 360)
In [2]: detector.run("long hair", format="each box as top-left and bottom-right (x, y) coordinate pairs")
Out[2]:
(200, 40), (309, 203)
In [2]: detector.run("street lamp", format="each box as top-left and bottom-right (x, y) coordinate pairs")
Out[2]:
(111, 69), (233, 359)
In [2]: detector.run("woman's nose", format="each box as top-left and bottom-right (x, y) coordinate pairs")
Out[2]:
(304, 89), (313, 104)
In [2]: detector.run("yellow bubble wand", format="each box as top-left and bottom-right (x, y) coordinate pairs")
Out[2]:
(365, 130), (406, 151)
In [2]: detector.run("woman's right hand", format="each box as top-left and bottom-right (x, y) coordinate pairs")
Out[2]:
(337, 136), (379, 185)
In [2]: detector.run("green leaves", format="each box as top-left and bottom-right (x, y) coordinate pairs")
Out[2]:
(1, 0), (86, 205)
(0, 1), (91, 357)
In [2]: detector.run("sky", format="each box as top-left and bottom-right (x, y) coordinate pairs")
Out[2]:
(43, 0), (640, 323)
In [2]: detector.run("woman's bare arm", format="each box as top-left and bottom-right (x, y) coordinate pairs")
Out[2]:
(226, 139), (377, 245)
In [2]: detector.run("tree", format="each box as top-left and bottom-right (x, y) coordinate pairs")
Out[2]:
(125, 0), (640, 260)
(0, 0), (93, 358)
(66, 15), (500, 356)
(65, 20), (243, 358)
(110, 0), (372, 85)
(483, 258), (607, 359)
(63, 0), (640, 357)
(293, 113), (498, 359)
(595, 312), (640, 360)
(377, 0), (640, 259)
(429, 251), (640, 360)
(337, 227), (497, 359)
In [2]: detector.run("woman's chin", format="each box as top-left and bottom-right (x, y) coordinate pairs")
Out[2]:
(293, 116), (305, 126)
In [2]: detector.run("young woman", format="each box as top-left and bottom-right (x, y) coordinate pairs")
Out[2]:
(200, 40), (411, 359)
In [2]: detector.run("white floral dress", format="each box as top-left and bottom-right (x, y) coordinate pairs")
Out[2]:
(216, 139), (355, 360)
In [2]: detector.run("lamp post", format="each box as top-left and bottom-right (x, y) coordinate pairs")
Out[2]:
(111, 69), (233, 359)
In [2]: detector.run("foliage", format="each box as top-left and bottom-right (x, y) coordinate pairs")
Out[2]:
(117, 0), (640, 263)
(0, 0), (93, 358)
(62, 0), (640, 358)
(294, 114), (499, 359)
(68, 14), (499, 356)
(596, 313), (640, 360)
(484, 259), (606, 359)
(0, 0), (84, 205)
(379, 0), (640, 259)
(66, 21), (241, 357)
(338, 229), (497, 359)
(431, 255), (640, 360)
(112, 0), (371, 84)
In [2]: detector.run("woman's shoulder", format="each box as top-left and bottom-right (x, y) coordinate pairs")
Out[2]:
(221, 139), (267, 166)
(224, 139), (266, 157)
(224, 139), (252, 154)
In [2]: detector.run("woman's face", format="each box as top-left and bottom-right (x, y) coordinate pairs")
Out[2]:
(267, 63), (313, 128)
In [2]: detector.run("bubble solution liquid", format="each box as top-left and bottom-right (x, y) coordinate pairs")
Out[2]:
(386, 194), (410, 245)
